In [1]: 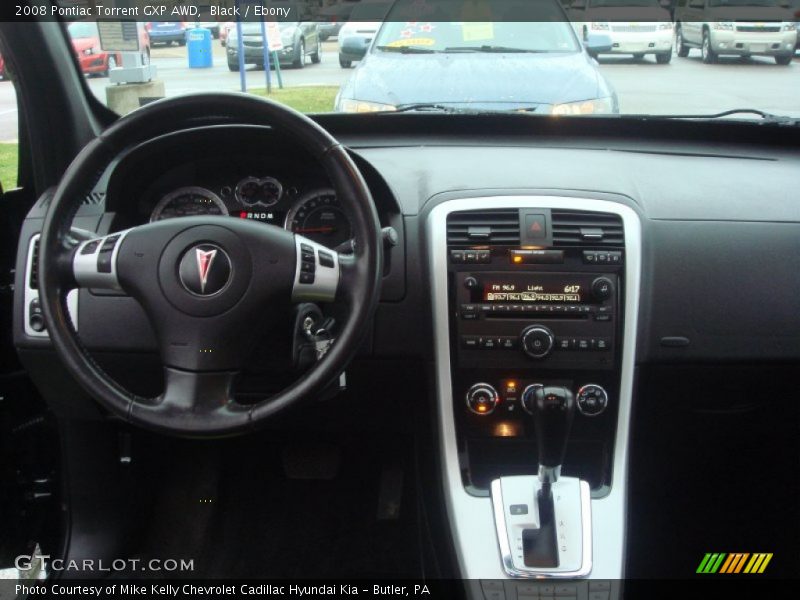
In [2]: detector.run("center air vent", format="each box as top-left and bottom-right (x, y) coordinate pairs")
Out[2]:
(551, 210), (624, 247)
(447, 210), (520, 246)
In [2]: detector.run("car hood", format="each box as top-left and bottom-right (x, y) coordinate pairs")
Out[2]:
(71, 38), (99, 52)
(344, 52), (609, 111)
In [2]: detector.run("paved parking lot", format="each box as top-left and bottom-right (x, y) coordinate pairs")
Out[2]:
(0, 40), (798, 142)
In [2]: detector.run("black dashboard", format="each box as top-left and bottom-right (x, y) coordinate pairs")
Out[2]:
(14, 115), (800, 365)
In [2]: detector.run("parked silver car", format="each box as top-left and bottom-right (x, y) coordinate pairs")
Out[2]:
(674, 0), (797, 65)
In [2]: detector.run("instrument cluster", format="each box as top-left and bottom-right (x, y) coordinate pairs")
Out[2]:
(146, 174), (352, 251)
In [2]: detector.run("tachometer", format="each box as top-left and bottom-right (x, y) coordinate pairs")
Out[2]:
(285, 189), (352, 249)
(150, 187), (228, 222)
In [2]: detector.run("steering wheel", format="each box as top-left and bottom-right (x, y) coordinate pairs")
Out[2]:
(38, 94), (382, 436)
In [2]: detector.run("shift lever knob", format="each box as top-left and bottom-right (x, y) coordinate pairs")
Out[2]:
(531, 386), (575, 484)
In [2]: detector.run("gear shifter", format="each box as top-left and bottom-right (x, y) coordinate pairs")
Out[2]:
(530, 386), (575, 493)
(491, 385), (590, 576)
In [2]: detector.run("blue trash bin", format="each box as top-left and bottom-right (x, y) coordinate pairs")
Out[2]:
(187, 27), (213, 68)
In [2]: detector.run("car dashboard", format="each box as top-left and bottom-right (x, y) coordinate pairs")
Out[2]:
(12, 113), (800, 589)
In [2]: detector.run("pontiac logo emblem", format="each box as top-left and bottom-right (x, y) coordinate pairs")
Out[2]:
(179, 244), (231, 296)
(196, 248), (217, 294)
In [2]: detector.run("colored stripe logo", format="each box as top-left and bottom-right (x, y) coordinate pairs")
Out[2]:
(697, 553), (773, 574)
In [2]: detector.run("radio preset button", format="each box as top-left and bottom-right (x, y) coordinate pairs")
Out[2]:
(461, 336), (480, 349)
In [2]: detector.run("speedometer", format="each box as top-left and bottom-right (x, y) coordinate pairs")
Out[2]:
(150, 187), (228, 222)
(285, 189), (352, 249)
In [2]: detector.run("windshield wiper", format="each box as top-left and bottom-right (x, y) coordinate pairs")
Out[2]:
(443, 45), (547, 53)
(392, 103), (474, 113)
(375, 45), (437, 54)
(652, 108), (798, 125)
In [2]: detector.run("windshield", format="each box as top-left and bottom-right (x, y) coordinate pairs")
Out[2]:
(15, 0), (797, 123)
(373, 22), (580, 53)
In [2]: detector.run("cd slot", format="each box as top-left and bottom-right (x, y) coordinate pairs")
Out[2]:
(485, 312), (589, 320)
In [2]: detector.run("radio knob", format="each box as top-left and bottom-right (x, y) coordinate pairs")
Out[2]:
(592, 277), (613, 301)
(576, 384), (609, 417)
(464, 276), (479, 290)
(520, 325), (555, 359)
(466, 383), (500, 416)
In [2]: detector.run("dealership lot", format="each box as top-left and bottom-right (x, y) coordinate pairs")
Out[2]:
(0, 40), (798, 142)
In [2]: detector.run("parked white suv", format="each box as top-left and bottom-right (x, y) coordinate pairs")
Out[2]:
(674, 0), (798, 65)
(567, 0), (675, 63)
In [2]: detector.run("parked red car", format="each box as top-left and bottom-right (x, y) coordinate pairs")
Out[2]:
(68, 22), (150, 77)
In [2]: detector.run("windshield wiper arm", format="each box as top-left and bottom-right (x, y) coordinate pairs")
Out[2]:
(652, 108), (798, 125)
(443, 45), (547, 53)
(375, 45), (437, 54)
(392, 103), (472, 113)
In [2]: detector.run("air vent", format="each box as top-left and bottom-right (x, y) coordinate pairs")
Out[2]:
(551, 210), (624, 247)
(29, 238), (40, 289)
(447, 210), (520, 245)
(83, 191), (106, 205)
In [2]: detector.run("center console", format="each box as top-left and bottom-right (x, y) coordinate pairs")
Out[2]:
(427, 196), (641, 593)
(449, 209), (624, 494)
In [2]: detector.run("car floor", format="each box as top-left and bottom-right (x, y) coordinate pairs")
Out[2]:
(125, 432), (428, 579)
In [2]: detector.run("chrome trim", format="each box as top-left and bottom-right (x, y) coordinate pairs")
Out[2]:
(465, 382), (500, 416)
(23, 235), (78, 338)
(73, 230), (132, 291)
(521, 383), (544, 415)
(427, 195), (641, 580)
(538, 465), (562, 485)
(291, 235), (340, 303)
(491, 476), (592, 578)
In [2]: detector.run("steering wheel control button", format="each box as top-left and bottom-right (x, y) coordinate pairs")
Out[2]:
(97, 235), (121, 273)
(520, 324), (555, 359)
(292, 237), (340, 302)
(178, 244), (232, 296)
(577, 384), (609, 417)
(81, 240), (100, 255)
(466, 383), (500, 415)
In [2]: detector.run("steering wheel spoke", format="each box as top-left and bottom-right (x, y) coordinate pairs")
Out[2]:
(291, 236), (341, 303)
(72, 229), (132, 291)
(129, 368), (250, 435)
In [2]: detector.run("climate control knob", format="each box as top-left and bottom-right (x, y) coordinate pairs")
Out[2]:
(521, 383), (544, 415)
(520, 325), (555, 359)
(466, 383), (500, 415)
(576, 384), (609, 416)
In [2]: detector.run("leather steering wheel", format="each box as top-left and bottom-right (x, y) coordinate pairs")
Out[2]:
(38, 93), (382, 436)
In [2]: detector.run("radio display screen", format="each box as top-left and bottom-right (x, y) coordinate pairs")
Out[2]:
(482, 275), (592, 304)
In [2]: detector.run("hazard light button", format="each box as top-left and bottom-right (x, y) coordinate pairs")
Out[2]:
(523, 213), (546, 242)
